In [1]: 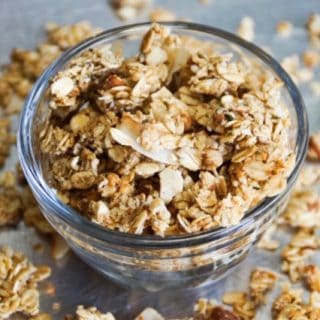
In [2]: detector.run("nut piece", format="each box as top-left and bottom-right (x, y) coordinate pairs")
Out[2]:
(51, 77), (74, 98)
(159, 168), (183, 203)
(210, 306), (239, 320)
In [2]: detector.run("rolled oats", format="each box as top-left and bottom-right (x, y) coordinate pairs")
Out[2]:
(0, 247), (51, 319)
(39, 23), (294, 236)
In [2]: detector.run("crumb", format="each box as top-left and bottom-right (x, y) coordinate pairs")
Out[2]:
(149, 7), (176, 22)
(236, 16), (255, 41)
(276, 21), (293, 37)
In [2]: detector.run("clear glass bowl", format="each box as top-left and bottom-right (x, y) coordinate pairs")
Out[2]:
(18, 22), (308, 291)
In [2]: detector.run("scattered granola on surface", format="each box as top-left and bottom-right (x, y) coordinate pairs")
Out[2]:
(0, 171), (23, 227)
(272, 283), (320, 319)
(149, 8), (176, 22)
(276, 21), (293, 38)
(0, 22), (100, 115)
(236, 16), (255, 42)
(0, 247), (51, 319)
(0, 118), (15, 167)
(302, 50), (319, 68)
(39, 23), (295, 236)
(110, 0), (152, 21)
(306, 13), (320, 48)
(281, 54), (314, 84)
(65, 305), (116, 320)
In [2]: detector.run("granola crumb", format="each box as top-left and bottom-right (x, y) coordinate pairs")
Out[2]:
(276, 21), (293, 37)
(110, 0), (152, 21)
(149, 7), (176, 22)
(236, 16), (255, 42)
(66, 305), (116, 320)
(302, 50), (319, 68)
(52, 302), (61, 311)
(43, 282), (56, 297)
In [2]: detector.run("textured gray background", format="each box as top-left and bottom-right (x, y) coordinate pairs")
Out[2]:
(0, 0), (320, 319)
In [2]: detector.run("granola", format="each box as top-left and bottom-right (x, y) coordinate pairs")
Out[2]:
(0, 117), (15, 167)
(0, 171), (23, 227)
(149, 8), (176, 22)
(39, 23), (294, 236)
(0, 247), (51, 319)
(110, 0), (152, 21)
(0, 22), (100, 115)
(276, 21), (293, 38)
(236, 16), (255, 42)
(281, 54), (314, 84)
(272, 283), (320, 319)
(306, 13), (320, 48)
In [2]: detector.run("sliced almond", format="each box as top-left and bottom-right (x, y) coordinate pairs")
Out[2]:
(159, 168), (184, 203)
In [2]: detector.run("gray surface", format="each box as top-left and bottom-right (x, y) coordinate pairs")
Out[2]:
(0, 0), (320, 319)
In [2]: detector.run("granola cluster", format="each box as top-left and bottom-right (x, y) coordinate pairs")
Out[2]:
(272, 284), (320, 320)
(0, 247), (51, 319)
(39, 23), (294, 236)
(0, 21), (100, 115)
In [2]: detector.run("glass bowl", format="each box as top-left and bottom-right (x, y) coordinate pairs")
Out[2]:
(18, 22), (308, 291)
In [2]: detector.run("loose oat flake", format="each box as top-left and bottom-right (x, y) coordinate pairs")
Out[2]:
(39, 23), (295, 237)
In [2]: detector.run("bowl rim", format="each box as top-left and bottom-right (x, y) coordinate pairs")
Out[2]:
(18, 21), (308, 249)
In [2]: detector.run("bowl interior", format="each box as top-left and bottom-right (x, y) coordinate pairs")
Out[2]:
(18, 22), (308, 247)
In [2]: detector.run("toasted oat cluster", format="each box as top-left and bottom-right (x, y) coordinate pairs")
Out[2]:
(0, 21), (100, 115)
(39, 23), (294, 236)
(272, 284), (320, 319)
(0, 247), (51, 319)
(66, 303), (240, 320)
